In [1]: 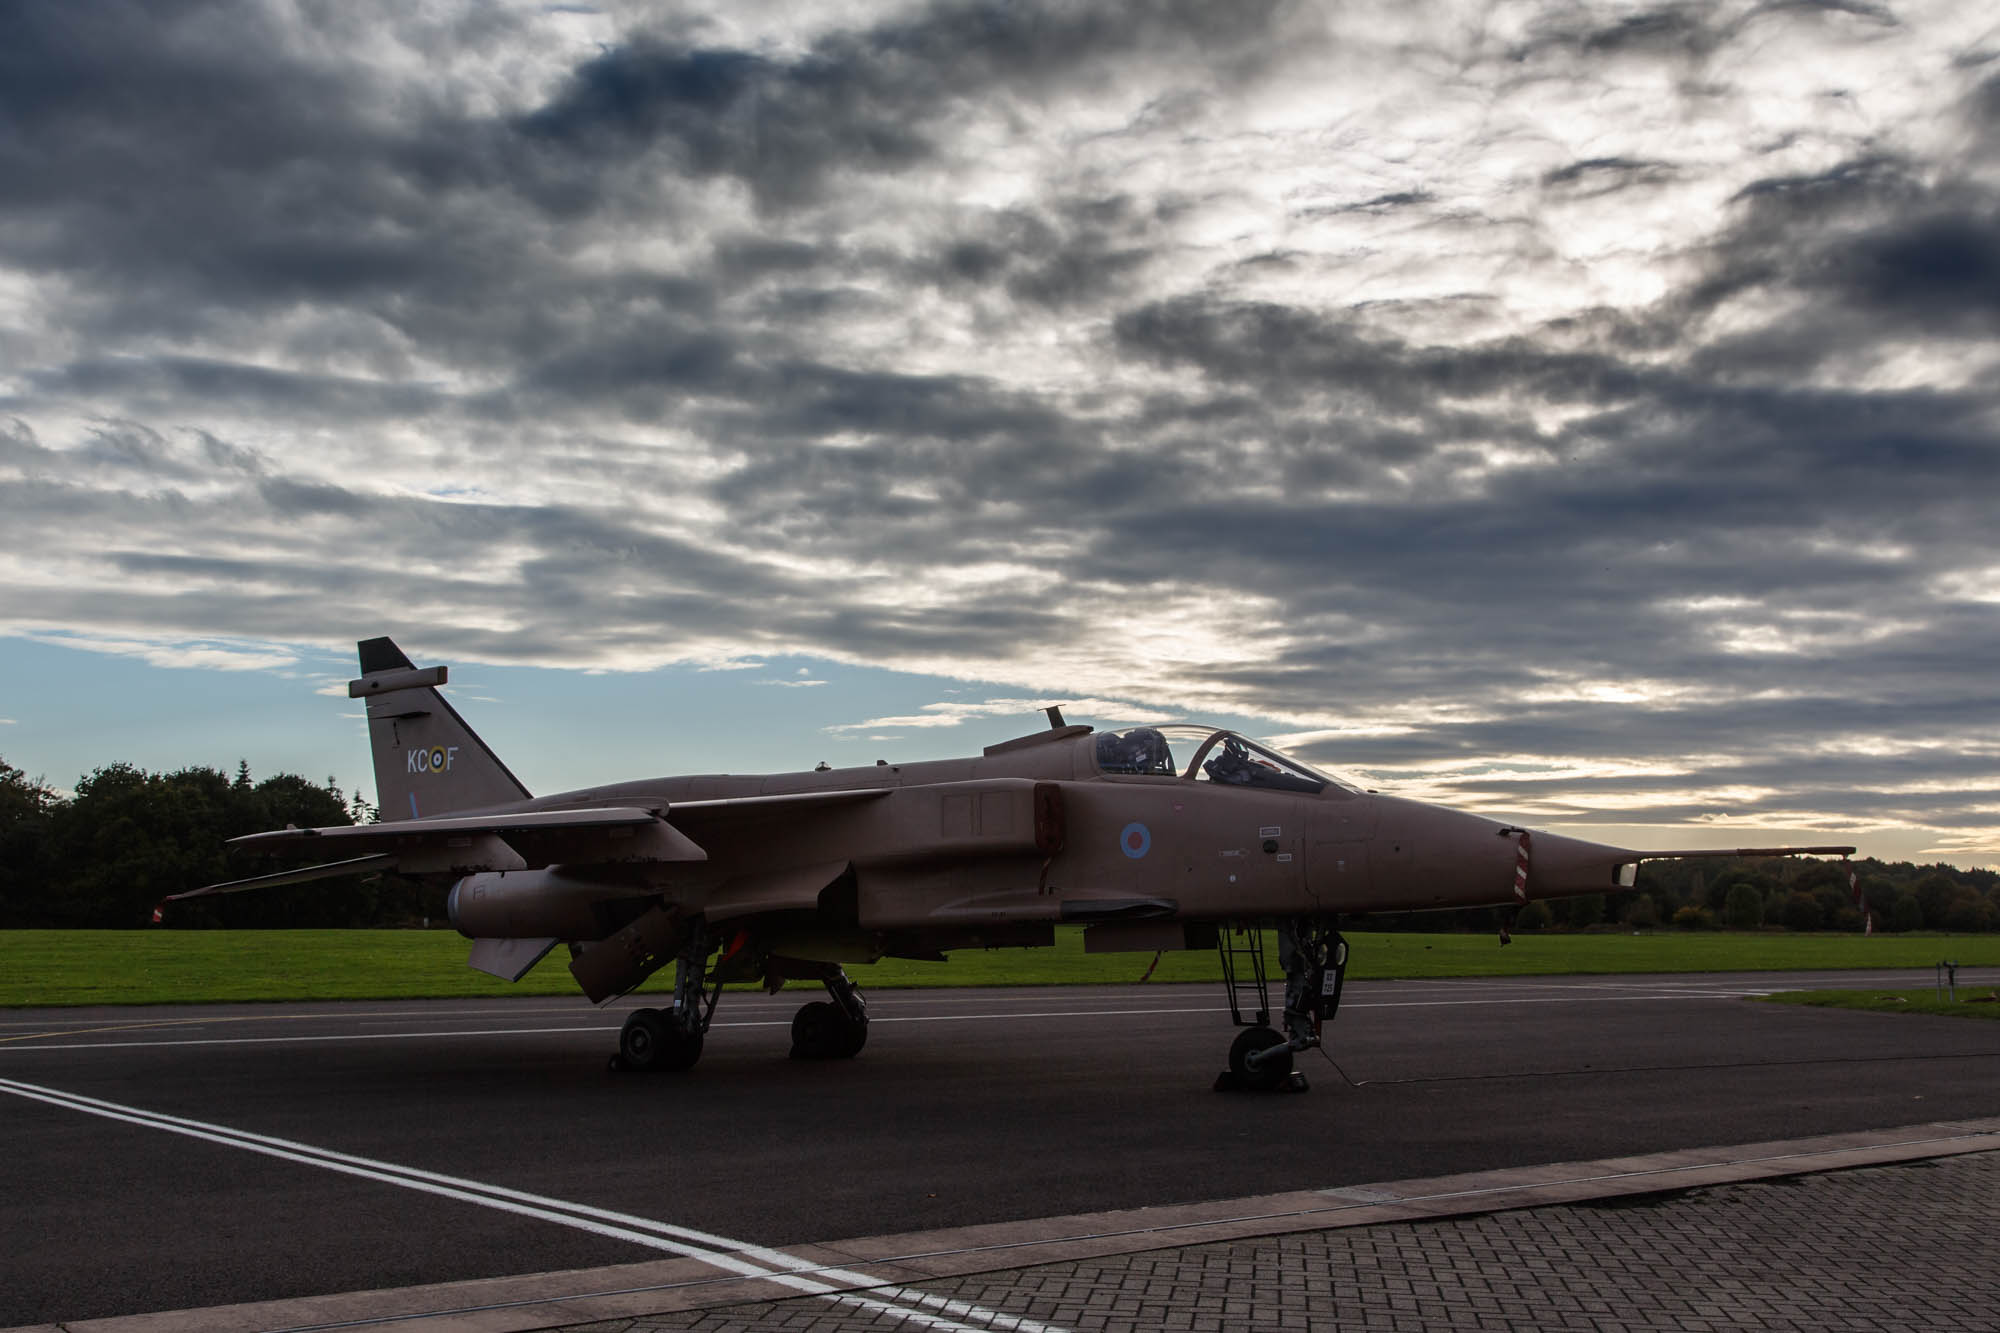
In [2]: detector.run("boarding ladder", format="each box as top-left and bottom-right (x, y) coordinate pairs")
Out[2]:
(1216, 921), (1272, 1028)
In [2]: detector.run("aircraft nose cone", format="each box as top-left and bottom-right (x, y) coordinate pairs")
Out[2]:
(1525, 830), (1636, 898)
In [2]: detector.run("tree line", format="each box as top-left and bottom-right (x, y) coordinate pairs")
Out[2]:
(1370, 852), (2000, 935)
(0, 756), (430, 928)
(4, 753), (1997, 931)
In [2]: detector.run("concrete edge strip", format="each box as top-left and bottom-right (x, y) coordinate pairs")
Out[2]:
(24, 1117), (2000, 1333)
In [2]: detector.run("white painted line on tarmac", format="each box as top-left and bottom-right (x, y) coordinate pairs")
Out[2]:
(872, 1005), (1224, 1022)
(0, 1026), (627, 1051)
(0, 991), (1784, 1052)
(0, 1075), (1068, 1333)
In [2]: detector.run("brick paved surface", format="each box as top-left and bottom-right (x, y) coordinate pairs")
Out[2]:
(557, 1153), (1999, 1333)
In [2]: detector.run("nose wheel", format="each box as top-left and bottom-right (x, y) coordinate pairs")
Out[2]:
(1214, 917), (1343, 1093)
(1227, 1026), (1293, 1090)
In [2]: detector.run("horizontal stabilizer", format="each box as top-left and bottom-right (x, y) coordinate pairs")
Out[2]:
(155, 854), (396, 920)
(349, 665), (448, 697)
(163, 854), (396, 901)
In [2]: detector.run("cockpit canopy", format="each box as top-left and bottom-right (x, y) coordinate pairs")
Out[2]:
(1093, 724), (1349, 795)
(1092, 725), (1177, 776)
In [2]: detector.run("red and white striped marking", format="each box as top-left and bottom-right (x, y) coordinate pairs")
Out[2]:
(1848, 858), (1873, 936)
(1512, 830), (1532, 904)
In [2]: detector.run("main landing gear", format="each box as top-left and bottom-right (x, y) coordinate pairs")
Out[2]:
(790, 964), (869, 1060)
(1214, 917), (1346, 1093)
(612, 926), (718, 1073)
(610, 932), (871, 1071)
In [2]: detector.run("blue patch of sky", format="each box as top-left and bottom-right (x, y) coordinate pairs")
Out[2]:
(0, 636), (369, 797)
(1, 633), (1327, 807)
(4, 635), (1287, 805)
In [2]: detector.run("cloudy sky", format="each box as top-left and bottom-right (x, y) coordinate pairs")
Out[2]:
(3, 0), (1997, 866)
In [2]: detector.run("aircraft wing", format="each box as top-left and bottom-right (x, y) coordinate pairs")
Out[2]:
(664, 787), (891, 818)
(160, 805), (709, 922)
(229, 790), (891, 861)
(169, 789), (896, 914)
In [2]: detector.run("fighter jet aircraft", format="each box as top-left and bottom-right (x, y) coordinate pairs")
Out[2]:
(170, 638), (1856, 1089)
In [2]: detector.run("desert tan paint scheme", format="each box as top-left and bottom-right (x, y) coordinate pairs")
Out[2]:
(173, 638), (1855, 1083)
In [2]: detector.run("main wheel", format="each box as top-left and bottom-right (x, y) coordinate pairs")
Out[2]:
(1228, 1025), (1291, 1091)
(619, 1008), (669, 1071)
(620, 1007), (704, 1072)
(836, 1013), (868, 1058)
(657, 1025), (704, 1072)
(791, 1001), (866, 1059)
(790, 1001), (838, 1059)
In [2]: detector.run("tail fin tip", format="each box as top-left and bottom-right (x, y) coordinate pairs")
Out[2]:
(357, 636), (414, 674)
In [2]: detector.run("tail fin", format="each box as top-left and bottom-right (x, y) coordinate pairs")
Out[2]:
(351, 637), (530, 819)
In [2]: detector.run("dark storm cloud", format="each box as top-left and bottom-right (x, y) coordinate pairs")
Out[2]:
(0, 421), (1081, 673)
(1821, 211), (2000, 330)
(906, 199), (1157, 308)
(1541, 157), (1678, 195)
(0, 2), (461, 300)
(1511, 0), (1894, 67)
(1113, 295), (1655, 419)
(1299, 190), (1437, 219)
(1679, 152), (2000, 336)
(1974, 70), (2000, 129)
(1097, 293), (1996, 616)
(517, 0), (1289, 210)
(747, 361), (1081, 446)
(516, 41), (933, 210)
(36, 357), (451, 421)
(1506, 4), (1724, 65)
(0, 0), (1234, 400)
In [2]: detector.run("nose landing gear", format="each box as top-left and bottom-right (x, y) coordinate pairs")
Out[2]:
(1215, 917), (1346, 1092)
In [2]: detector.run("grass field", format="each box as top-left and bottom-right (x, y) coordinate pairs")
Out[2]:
(1762, 987), (2000, 1020)
(4, 928), (1998, 1008)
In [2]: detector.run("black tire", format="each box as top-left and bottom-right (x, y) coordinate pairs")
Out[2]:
(621, 1008), (704, 1073)
(836, 1014), (868, 1059)
(1229, 1026), (1291, 1091)
(657, 1026), (703, 1072)
(790, 1000), (839, 1059)
(619, 1008), (669, 1071)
